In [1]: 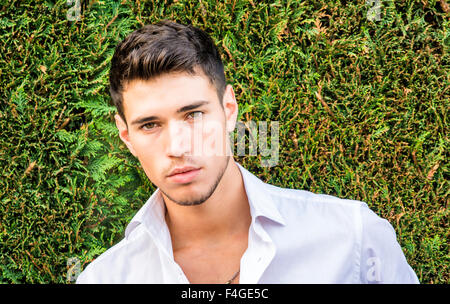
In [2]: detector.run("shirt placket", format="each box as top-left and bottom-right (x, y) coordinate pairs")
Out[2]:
(142, 219), (188, 283)
(239, 217), (276, 284)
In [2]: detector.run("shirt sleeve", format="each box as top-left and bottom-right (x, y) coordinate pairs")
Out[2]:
(359, 205), (420, 284)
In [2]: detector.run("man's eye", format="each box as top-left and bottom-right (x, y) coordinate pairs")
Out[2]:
(187, 111), (203, 120)
(141, 122), (158, 130)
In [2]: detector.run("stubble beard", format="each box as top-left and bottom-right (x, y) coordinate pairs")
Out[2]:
(160, 155), (230, 206)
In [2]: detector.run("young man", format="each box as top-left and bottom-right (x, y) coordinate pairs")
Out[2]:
(76, 20), (419, 284)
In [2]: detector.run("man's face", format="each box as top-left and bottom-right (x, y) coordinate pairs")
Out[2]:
(115, 71), (238, 206)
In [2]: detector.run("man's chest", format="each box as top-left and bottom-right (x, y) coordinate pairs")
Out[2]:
(173, 237), (248, 284)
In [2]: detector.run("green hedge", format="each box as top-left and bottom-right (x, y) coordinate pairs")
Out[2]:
(0, 0), (448, 283)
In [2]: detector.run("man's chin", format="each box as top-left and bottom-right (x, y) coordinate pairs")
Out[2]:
(160, 156), (230, 207)
(160, 188), (210, 206)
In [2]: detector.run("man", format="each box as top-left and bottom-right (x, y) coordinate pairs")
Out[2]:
(76, 20), (419, 284)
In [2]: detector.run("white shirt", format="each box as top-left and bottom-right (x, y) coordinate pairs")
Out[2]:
(76, 162), (419, 284)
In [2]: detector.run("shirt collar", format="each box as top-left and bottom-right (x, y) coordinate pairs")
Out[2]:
(124, 161), (286, 239)
(235, 162), (286, 226)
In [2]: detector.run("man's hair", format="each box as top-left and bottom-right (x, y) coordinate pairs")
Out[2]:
(109, 20), (227, 122)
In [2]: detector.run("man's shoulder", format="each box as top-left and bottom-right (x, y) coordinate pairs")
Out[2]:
(240, 164), (368, 222)
(263, 181), (368, 211)
(76, 237), (129, 283)
(252, 180), (371, 238)
(76, 225), (159, 283)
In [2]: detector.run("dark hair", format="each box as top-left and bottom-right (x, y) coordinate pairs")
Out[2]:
(109, 20), (227, 122)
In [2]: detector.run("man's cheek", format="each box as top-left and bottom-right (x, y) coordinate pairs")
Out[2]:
(136, 150), (158, 176)
(202, 120), (225, 157)
(140, 159), (161, 185)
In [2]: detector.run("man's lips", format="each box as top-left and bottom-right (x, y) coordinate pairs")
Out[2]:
(167, 166), (200, 176)
(167, 166), (201, 184)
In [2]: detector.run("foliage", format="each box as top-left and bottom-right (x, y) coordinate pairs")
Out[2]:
(0, 0), (448, 283)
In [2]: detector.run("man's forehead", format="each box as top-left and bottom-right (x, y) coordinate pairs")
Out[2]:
(123, 68), (210, 90)
(124, 72), (214, 97)
(121, 74), (217, 119)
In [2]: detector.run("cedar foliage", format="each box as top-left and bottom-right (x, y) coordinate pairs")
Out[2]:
(0, 0), (448, 283)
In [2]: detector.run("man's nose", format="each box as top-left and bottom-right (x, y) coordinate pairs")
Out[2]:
(166, 121), (192, 157)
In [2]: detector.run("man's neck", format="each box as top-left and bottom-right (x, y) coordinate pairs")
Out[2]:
(164, 159), (251, 252)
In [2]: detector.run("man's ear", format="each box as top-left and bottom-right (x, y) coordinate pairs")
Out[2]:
(115, 114), (137, 157)
(222, 85), (238, 133)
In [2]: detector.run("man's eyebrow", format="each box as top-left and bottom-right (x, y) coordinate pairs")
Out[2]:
(130, 115), (159, 126)
(130, 101), (210, 126)
(176, 100), (210, 113)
